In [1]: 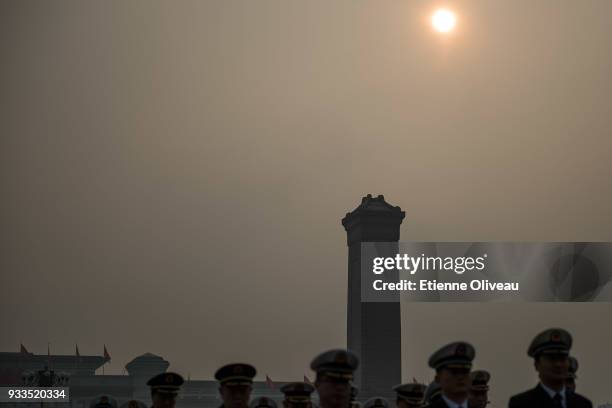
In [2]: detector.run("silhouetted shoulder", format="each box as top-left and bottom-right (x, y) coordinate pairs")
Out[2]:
(508, 386), (592, 408)
(567, 392), (593, 408)
(508, 387), (543, 408)
(423, 399), (449, 408)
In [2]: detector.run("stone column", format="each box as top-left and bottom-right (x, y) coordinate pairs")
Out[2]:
(342, 195), (404, 400)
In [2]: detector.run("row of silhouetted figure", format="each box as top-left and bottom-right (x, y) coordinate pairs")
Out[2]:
(88, 327), (592, 408)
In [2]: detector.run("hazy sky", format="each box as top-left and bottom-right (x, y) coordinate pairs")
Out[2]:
(2, 0), (611, 405)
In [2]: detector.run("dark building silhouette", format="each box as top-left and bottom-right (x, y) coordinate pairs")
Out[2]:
(0, 351), (290, 408)
(0, 350), (106, 384)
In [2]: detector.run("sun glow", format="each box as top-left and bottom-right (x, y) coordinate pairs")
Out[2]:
(432, 9), (457, 33)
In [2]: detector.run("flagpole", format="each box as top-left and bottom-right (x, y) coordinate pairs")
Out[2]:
(47, 342), (51, 370)
(75, 343), (79, 374)
(102, 345), (111, 375)
(265, 375), (275, 390)
(18, 342), (22, 374)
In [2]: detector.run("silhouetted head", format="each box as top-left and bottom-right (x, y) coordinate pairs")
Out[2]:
(215, 363), (256, 408)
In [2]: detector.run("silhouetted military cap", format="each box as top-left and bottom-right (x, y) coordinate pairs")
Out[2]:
(568, 356), (579, 379)
(393, 383), (426, 403)
(281, 382), (314, 402)
(120, 400), (147, 408)
(215, 363), (256, 386)
(147, 372), (184, 395)
(469, 370), (490, 391)
(428, 342), (475, 370)
(527, 328), (572, 358)
(423, 382), (442, 404)
(363, 397), (389, 408)
(310, 349), (359, 381)
(90, 395), (118, 408)
(249, 397), (277, 408)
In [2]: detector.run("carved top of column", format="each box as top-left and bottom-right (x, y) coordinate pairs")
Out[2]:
(341, 195), (405, 246)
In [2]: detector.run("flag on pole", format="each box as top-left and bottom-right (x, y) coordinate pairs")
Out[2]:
(265, 375), (275, 390)
(76, 344), (80, 359)
(47, 342), (52, 369)
(304, 375), (313, 386)
(20, 343), (29, 354)
(103, 345), (111, 361)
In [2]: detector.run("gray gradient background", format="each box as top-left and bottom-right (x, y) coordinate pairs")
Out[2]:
(1, 0), (611, 405)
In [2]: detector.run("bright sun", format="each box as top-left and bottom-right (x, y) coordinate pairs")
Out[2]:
(431, 9), (457, 33)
